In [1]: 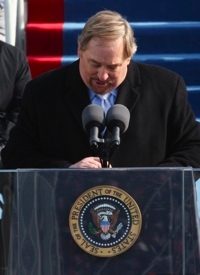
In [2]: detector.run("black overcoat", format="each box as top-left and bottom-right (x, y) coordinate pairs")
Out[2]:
(2, 60), (200, 168)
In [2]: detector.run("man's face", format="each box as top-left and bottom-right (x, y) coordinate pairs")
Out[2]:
(78, 37), (131, 95)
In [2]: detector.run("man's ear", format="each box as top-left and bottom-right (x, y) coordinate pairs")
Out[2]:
(125, 57), (131, 66)
(77, 43), (82, 57)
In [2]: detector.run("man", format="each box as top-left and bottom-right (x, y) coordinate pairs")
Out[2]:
(1, 10), (200, 168)
(0, 40), (31, 154)
(0, 40), (31, 275)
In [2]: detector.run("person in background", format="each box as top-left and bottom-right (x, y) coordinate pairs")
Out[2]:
(1, 10), (200, 169)
(0, 40), (31, 156)
(0, 0), (5, 40)
(0, 40), (31, 275)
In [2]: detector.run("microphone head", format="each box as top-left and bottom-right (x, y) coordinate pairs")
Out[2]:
(106, 104), (130, 133)
(82, 104), (105, 132)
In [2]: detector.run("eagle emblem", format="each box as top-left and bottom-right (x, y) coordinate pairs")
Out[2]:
(69, 186), (142, 257)
(90, 203), (123, 240)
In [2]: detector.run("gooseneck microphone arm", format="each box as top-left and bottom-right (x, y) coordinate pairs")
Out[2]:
(89, 126), (102, 148)
(82, 104), (105, 149)
(106, 104), (130, 147)
(110, 127), (120, 146)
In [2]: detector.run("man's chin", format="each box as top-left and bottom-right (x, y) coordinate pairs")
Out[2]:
(94, 90), (110, 95)
(91, 85), (113, 94)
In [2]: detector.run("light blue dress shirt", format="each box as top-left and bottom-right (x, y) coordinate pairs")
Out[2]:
(88, 90), (117, 114)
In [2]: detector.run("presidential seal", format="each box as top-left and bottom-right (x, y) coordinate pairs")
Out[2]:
(69, 185), (142, 257)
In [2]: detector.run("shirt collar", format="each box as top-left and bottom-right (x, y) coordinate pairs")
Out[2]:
(88, 89), (118, 101)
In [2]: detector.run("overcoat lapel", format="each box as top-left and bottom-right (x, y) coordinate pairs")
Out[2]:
(63, 61), (90, 129)
(116, 61), (141, 113)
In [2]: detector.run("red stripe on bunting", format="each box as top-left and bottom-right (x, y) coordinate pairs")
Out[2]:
(26, 0), (64, 77)
(26, 23), (63, 56)
(28, 57), (62, 77)
(27, 0), (64, 23)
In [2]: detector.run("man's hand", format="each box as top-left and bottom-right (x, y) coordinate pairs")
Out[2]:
(69, 157), (102, 169)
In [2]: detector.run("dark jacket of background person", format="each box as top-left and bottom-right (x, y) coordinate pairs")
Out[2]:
(0, 41), (31, 151)
(1, 60), (200, 168)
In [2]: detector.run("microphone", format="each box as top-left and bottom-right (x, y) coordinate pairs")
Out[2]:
(106, 104), (130, 146)
(82, 104), (105, 148)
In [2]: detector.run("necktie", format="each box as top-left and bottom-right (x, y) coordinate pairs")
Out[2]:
(95, 94), (113, 114)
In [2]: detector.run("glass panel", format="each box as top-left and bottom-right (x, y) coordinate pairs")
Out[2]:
(192, 169), (200, 264)
(0, 171), (16, 275)
(0, 168), (199, 275)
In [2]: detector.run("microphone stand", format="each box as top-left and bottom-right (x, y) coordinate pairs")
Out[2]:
(99, 141), (111, 168)
(92, 137), (119, 168)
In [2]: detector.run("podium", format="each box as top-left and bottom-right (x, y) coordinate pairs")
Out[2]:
(0, 168), (200, 274)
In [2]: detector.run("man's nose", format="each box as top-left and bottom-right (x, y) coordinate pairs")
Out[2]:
(97, 67), (109, 81)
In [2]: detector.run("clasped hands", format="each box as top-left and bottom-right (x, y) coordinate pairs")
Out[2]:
(69, 157), (112, 169)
